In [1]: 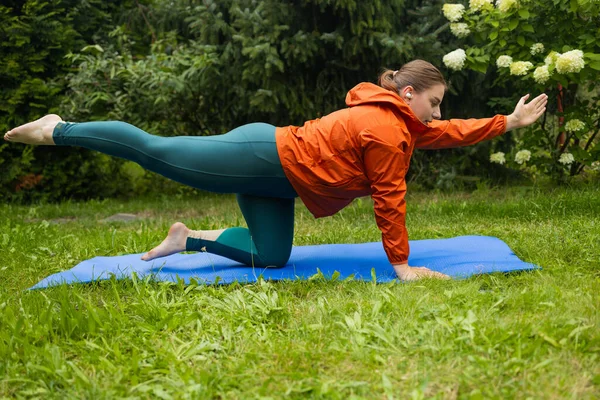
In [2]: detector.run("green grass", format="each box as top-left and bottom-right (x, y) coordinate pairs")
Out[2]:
(1, 185), (599, 399)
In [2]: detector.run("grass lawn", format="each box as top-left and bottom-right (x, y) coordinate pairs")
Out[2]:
(0, 184), (599, 399)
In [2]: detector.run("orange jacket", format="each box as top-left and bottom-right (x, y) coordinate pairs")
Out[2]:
(275, 82), (506, 264)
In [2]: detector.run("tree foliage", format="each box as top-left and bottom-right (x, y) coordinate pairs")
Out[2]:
(0, 0), (154, 201)
(63, 0), (459, 134)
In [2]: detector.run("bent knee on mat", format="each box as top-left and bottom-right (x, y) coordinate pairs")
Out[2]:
(254, 252), (291, 268)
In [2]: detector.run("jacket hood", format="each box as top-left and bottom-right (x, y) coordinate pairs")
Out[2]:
(345, 82), (428, 132)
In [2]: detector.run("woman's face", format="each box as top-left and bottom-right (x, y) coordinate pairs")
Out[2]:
(401, 84), (445, 124)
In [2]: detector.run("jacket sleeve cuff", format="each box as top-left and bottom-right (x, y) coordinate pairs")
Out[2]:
(387, 256), (408, 265)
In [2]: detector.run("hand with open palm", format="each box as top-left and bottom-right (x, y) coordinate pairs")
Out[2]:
(506, 93), (549, 131)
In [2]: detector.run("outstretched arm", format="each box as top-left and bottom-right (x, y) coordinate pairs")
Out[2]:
(415, 93), (548, 149)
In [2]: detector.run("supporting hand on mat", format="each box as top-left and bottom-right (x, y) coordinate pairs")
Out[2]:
(393, 263), (450, 281)
(505, 93), (548, 132)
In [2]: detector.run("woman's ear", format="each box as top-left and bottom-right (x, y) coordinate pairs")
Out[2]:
(401, 85), (414, 102)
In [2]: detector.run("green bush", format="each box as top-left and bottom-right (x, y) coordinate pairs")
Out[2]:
(62, 0), (459, 132)
(0, 0), (153, 202)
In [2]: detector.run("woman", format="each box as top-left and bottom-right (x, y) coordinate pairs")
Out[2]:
(4, 60), (548, 281)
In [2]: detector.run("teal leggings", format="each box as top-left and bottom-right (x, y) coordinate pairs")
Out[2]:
(53, 121), (297, 267)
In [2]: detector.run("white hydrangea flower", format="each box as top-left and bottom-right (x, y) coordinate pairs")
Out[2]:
(469, 0), (493, 12)
(443, 4), (466, 22)
(559, 153), (575, 165)
(533, 65), (551, 84)
(490, 152), (506, 164)
(496, 55), (513, 68)
(509, 61), (533, 76)
(544, 51), (561, 66)
(564, 119), (585, 132)
(530, 43), (545, 56)
(514, 150), (532, 165)
(443, 49), (467, 71)
(450, 23), (471, 38)
(496, 0), (518, 13)
(555, 50), (585, 74)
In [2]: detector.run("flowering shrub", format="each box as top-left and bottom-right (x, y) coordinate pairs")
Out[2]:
(443, 48), (467, 70)
(565, 119), (586, 133)
(533, 66), (550, 84)
(496, 55), (512, 68)
(442, 4), (466, 21)
(469, 0), (493, 12)
(559, 152), (575, 165)
(450, 23), (471, 38)
(441, 1), (600, 179)
(514, 149), (531, 164)
(509, 61), (533, 76)
(530, 43), (544, 56)
(490, 152), (506, 164)
(497, 0), (518, 14)
(555, 50), (586, 74)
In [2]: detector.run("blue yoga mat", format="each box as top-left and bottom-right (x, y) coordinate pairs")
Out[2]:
(30, 236), (539, 289)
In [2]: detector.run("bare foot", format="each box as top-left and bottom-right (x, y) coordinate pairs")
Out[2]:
(141, 222), (190, 261)
(4, 114), (63, 145)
